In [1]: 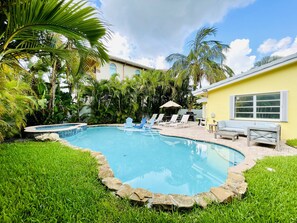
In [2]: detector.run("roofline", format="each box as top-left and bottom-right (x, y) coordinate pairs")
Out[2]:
(109, 55), (153, 70)
(193, 52), (297, 95)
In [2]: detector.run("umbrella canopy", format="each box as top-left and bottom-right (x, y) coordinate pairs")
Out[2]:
(160, 100), (182, 108)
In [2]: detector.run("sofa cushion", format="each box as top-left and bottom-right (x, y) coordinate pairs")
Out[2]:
(217, 121), (226, 128)
(221, 127), (245, 134)
(254, 122), (279, 129)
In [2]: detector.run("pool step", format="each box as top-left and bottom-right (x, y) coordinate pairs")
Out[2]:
(141, 130), (160, 136)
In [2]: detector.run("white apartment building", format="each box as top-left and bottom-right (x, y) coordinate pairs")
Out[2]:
(95, 55), (152, 81)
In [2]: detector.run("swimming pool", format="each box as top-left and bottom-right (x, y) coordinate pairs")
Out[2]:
(65, 127), (244, 196)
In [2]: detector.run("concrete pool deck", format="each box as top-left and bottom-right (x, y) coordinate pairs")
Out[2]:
(54, 123), (297, 210)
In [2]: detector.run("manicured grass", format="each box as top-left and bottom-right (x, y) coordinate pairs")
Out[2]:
(286, 139), (297, 148)
(1, 141), (297, 222)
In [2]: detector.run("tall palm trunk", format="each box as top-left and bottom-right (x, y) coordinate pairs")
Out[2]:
(49, 59), (57, 114)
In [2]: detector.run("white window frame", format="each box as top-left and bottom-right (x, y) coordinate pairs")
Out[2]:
(230, 91), (288, 122)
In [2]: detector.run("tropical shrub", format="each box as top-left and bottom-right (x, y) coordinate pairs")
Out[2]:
(0, 67), (36, 141)
(0, 0), (108, 140)
(83, 69), (191, 124)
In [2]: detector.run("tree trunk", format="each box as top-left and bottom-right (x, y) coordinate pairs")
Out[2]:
(48, 59), (57, 114)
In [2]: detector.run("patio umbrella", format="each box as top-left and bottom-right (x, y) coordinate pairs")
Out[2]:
(160, 100), (182, 108)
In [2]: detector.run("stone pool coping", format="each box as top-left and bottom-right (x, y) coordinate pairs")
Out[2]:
(43, 123), (297, 210)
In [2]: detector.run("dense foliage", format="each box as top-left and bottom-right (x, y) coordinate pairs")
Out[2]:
(1, 142), (297, 222)
(0, 1), (232, 141)
(84, 70), (191, 124)
(254, 55), (282, 67)
(0, 0), (108, 140)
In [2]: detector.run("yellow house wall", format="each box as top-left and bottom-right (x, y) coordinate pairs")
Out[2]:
(206, 62), (297, 140)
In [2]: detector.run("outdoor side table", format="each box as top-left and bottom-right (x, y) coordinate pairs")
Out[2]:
(214, 130), (239, 141)
(208, 124), (217, 133)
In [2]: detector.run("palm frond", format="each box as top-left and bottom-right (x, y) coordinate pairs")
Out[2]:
(3, 0), (106, 50)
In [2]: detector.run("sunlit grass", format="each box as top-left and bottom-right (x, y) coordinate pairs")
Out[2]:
(1, 141), (297, 222)
(286, 139), (297, 148)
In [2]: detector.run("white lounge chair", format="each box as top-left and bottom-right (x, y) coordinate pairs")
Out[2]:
(124, 117), (134, 128)
(155, 114), (164, 124)
(169, 115), (190, 128)
(144, 118), (155, 129)
(147, 114), (157, 124)
(159, 114), (178, 126)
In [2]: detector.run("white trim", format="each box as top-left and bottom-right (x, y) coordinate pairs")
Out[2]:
(280, 90), (288, 122)
(229, 95), (235, 119)
(234, 118), (281, 122)
(233, 91), (286, 122)
(253, 95), (257, 118)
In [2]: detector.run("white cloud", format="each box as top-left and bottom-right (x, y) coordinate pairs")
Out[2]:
(135, 57), (154, 68)
(258, 37), (292, 54)
(155, 56), (168, 70)
(224, 39), (256, 74)
(100, 0), (255, 60)
(134, 56), (168, 70)
(271, 37), (297, 57)
(104, 32), (169, 69)
(104, 32), (133, 59)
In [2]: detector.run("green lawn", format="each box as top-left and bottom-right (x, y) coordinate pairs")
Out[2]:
(1, 141), (297, 222)
(287, 139), (297, 148)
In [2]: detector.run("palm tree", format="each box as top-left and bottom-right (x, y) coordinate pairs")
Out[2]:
(254, 55), (282, 67)
(0, 0), (108, 72)
(0, 0), (108, 139)
(166, 26), (234, 89)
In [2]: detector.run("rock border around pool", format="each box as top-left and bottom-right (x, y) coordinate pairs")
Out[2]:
(56, 137), (248, 211)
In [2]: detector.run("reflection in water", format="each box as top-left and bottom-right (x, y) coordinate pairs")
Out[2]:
(66, 127), (244, 195)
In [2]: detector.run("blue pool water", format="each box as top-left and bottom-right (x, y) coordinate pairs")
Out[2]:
(65, 127), (244, 196)
(36, 124), (77, 130)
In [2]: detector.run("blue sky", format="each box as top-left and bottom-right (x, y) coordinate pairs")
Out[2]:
(94, 0), (297, 73)
(213, 0), (297, 55)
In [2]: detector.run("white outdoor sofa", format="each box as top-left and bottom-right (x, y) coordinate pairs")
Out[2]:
(217, 120), (281, 149)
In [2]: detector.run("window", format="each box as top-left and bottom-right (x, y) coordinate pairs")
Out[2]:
(235, 95), (254, 118)
(255, 93), (281, 119)
(109, 63), (117, 75)
(230, 91), (288, 121)
(135, 69), (141, 75)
